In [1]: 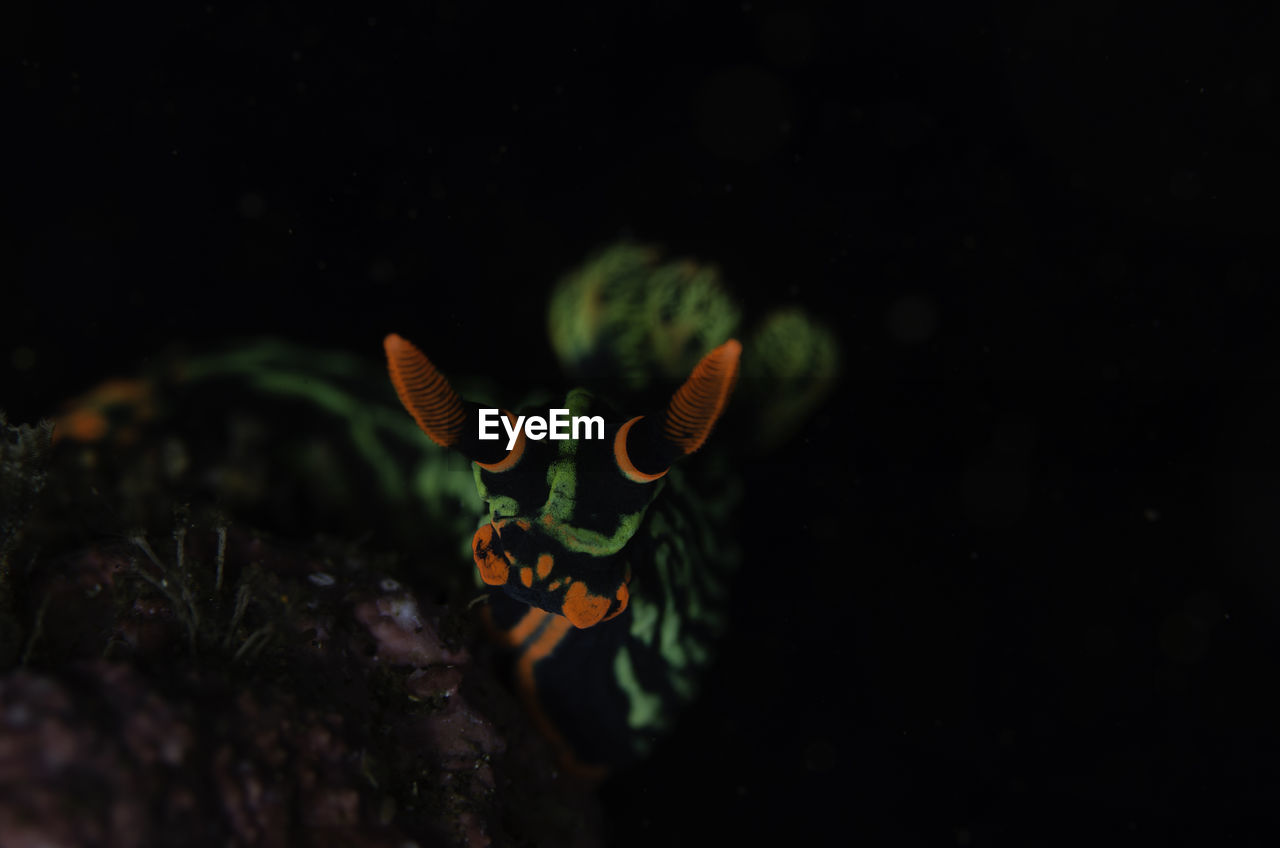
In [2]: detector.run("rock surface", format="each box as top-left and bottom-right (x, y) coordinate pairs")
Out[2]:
(1, 520), (600, 847)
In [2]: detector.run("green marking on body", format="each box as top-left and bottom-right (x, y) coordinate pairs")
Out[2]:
(528, 387), (654, 554)
(614, 644), (665, 731)
(542, 508), (647, 556)
(181, 347), (442, 504)
(652, 543), (689, 670)
(629, 594), (660, 647)
(686, 637), (711, 666)
(667, 666), (695, 700)
(543, 457), (578, 522)
(472, 467), (522, 520)
(181, 339), (368, 381)
(649, 514), (706, 621)
(245, 371), (407, 502)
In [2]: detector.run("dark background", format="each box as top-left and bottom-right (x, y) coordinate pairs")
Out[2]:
(5, 1), (1280, 844)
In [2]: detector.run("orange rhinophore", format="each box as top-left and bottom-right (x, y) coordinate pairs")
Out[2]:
(613, 415), (668, 483)
(601, 582), (629, 622)
(475, 409), (526, 472)
(383, 333), (466, 448)
(661, 339), (741, 455)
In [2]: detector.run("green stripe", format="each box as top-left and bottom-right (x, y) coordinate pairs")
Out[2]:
(613, 643), (664, 731)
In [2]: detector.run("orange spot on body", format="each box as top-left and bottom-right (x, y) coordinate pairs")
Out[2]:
(601, 582), (630, 622)
(471, 524), (510, 586)
(520, 567), (534, 587)
(547, 579), (562, 591)
(536, 553), (554, 579)
(562, 581), (611, 628)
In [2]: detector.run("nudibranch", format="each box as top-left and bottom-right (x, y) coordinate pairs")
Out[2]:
(384, 332), (742, 772)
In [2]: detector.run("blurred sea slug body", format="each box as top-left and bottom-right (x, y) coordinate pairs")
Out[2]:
(386, 244), (839, 772)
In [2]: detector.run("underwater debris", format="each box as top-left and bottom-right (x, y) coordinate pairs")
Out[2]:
(0, 412), (54, 566)
(0, 412), (54, 667)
